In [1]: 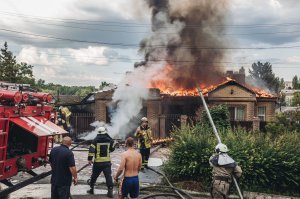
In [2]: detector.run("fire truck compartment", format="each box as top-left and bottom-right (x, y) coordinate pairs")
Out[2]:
(9, 116), (68, 137)
(6, 123), (38, 159)
(5, 117), (68, 159)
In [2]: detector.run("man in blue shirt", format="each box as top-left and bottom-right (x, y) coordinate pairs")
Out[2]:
(49, 136), (78, 199)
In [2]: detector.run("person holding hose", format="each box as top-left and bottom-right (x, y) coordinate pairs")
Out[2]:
(87, 126), (115, 198)
(209, 143), (242, 199)
(134, 117), (153, 171)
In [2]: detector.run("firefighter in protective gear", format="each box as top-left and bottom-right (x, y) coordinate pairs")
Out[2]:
(54, 111), (65, 143)
(59, 106), (72, 131)
(134, 117), (152, 170)
(209, 143), (242, 199)
(87, 126), (115, 198)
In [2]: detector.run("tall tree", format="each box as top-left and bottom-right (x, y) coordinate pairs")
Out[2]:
(0, 42), (35, 84)
(292, 75), (299, 89)
(280, 78), (285, 91)
(292, 92), (300, 106)
(249, 61), (281, 93)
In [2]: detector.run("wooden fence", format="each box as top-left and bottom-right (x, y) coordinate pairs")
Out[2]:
(69, 113), (95, 138)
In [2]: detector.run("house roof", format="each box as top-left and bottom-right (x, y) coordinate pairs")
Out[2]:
(203, 79), (275, 99)
(55, 95), (84, 106)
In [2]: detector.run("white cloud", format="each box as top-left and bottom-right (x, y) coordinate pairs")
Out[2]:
(287, 56), (300, 64)
(68, 46), (108, 65)
(17, 46), (66, 66)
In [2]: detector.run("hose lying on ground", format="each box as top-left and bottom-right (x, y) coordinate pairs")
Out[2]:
(141, 185), (194, 199)
(146, 167), (194, 199)
(140, 193), (182, 199)
(70, 140), (90, 150)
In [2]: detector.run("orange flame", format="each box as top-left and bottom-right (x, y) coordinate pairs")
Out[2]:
(251, 88), (274, 98)
(148, 64), (274, 98)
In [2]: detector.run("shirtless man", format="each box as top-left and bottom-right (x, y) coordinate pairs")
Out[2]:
(114, 137), (142, 199)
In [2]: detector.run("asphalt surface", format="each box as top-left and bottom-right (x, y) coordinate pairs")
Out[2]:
(4, 145), (172, 199)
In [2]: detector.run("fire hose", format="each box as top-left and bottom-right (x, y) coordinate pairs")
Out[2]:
(69, 163), (90, 199)
(196, 86), (244, 199)
(143, 167), (193, 199)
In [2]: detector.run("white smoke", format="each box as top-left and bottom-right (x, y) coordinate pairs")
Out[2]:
(79, 121), (108, 140)
(80, 4), (185, 140)
(108, 62), (165, 139)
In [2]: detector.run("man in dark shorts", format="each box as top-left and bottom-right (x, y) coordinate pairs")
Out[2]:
(114, 137), (142, 199)
(49, 136), (78, 199)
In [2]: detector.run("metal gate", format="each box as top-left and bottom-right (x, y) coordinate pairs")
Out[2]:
(70, 113), (95, 138)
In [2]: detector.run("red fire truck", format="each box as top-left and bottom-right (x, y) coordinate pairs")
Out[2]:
(0, 82), (67, 197)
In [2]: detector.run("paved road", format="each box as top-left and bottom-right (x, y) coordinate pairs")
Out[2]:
(5, 146), (168, 199)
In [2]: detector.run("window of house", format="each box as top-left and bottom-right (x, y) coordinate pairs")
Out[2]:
(236, 107), (245, 121)
(228, 106), (245, 121)
(258, 107), (266, 121)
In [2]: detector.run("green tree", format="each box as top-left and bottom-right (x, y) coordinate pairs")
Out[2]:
(292, 75), (299, 89)
(292, 91), (300, 106)
(201, 104), (230, 130)
(279, 78), (285, 91)
(99, 81), (110, 90)
(249, 61), (281, 93)
(0, 42), (35, 84)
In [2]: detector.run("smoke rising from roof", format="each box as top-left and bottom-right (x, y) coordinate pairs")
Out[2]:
(108, 0), (231, 138)
(139, 0), (230, 90)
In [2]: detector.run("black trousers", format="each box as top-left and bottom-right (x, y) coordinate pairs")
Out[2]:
(90, 163), (114, 189)
(140, 148), (150, 168)
(51, 184), (71, 199)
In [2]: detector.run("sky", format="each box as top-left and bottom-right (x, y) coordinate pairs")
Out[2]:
(0, 0), (299, 86)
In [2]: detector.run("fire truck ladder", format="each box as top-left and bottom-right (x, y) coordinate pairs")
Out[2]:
(0, 129), (8, 179)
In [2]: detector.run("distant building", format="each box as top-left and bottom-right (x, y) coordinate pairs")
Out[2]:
(281, 89), (300, 106)
(284, 81), (293, 89)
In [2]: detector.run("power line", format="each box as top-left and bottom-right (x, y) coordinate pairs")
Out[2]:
(2, 15), (300, 36)
(3, 49), (298, 68)
(1, 28), (300, 50)
(1, 10), (300, 29)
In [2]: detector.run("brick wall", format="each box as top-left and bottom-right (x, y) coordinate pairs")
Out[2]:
(257, 101), (276, 122)
(147, 100), (161, 139)
(209, 85), (256, 99)
(95, 100), (108, 122)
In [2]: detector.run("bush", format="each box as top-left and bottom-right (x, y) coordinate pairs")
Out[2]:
(163, 124), (300, 195)
(266, 111), (300, 133)
(201, 104), (231, 130)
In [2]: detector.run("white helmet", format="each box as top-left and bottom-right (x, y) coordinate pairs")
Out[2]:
(141, 117), (148, 122)
(96, 126), (107, 134)
(215, 143), (228, 153)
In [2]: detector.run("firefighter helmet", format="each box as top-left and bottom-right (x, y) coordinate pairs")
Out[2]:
(96, 126), (107, 134)
(141, 117), (148, 122)
(215, 143), (228, 153)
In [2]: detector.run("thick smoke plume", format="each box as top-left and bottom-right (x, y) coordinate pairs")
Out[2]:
(139, 0), (230, 90)
(90, 0), (231, 139)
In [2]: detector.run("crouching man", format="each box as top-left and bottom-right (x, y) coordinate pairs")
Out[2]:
(210, 143), (242, 199)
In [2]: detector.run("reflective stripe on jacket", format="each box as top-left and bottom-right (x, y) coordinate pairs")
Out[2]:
(88, 133), (115, 163)
(135, 126), (152, 149)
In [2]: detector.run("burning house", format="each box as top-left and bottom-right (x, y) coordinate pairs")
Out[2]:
(93, 73), (277, 139)
(79, 0), (278, 139)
